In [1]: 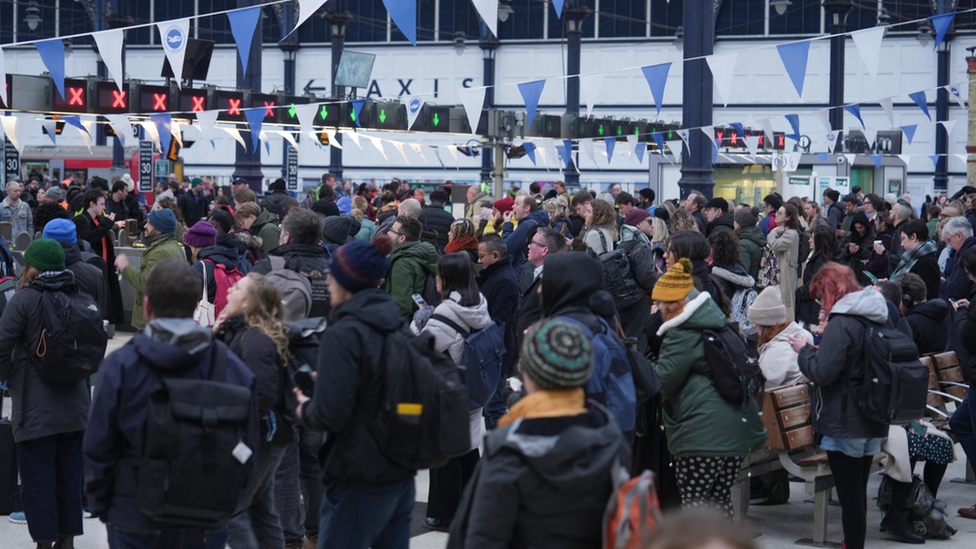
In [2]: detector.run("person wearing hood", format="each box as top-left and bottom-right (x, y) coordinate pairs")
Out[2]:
(115, 209), (186, 330)
(293, 236), (419, 548)
(767, 204), (801, 320)
(475, 235), (519, 429)
(236, 202), (281, 260)
(464, 186), (489, 221)
(74, 188), (126, 325)
(0, 241), (97, 549)
(708, 230), (755, 307)
(703, 197), (734, 237)
(790, 263), (891, 549)
(838, 211), (874, 286)
(412, 253), (491, 531)
(42, 219), (106, 314)
(446, 318), (630, 549)
(385, 216), (439, 322)
(897, 273), (949, 355)
(336, 196), (353, 216)
(84, 259), (258, 549)
(734, 208), (765, 283)
(322, 214), (362, 249)
(542, 197), (573, 237)
(502, 195), (550, 269)
(890, 219), (941, 301)
(208, 209), (251, 266)
(419, 190), (455, 253)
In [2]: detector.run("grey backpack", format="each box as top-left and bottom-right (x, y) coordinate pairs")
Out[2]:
(267, 256), (313, 321)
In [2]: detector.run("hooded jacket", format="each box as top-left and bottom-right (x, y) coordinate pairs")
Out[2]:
(705, 213), (734, 237)
(477, 255), (519, 376)
(418, 292), (492, 364)
(906, 299), (950, 355)
(384, 240), (439, 322)
(121, 234), (185, 330)
(737, 225), (766, 282)
(797, 289), (890, 439)
(300, 289), (417, 485)
(249, 208), (281, 260)
(0, 272), (92, 443)
(539, 253), (603, 334)
(447, 405), (629, 549)
(419, 203), (455, 252)
(710, 262), (755, 303)
(60, 241), (106, 314)
(757, 322), (812, 389)
(253, 242), (332, 318)
(502, 210), (550, 270)
(653, 292), (767, 457)
(84, 318), (258, 530)
(465, 191), (489, 220)
(192, 244), (241, 304)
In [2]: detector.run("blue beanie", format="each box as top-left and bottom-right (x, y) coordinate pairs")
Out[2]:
(42, 218), (77, 244)
(329, 236), (393, 293)
(148, 208), (178, 234)
(337, 196), (353, 215)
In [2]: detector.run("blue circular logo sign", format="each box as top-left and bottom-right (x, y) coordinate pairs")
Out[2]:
(163, 25), (185, 54)
(408, 98), (422, 114)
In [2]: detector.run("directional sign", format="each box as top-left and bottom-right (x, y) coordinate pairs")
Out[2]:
(4, 138), (20, 185)
(51, 79), (89, 113)
(139, 140), (154, 192)
(286, 146), (299, 192)
(374, 101), (403, 130)
(97, 82), (130, 114)
(303, 80), (327, 95)
(427, 106), (451, 133)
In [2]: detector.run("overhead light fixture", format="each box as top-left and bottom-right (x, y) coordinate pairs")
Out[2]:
(24, 1), (42, 31)
(454, 32), (466, 56)
(770, 0), (792, 16)
(674, 26), (684, 53)
(917, 19), (934, 47)
(498, 0), (514, 23)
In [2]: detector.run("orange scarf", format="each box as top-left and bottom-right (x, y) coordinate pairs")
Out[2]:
(497, 388), (587, 427)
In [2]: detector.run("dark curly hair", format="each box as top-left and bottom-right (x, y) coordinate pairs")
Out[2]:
(707, 229), (741, 268)
(33, 202), (69, 235)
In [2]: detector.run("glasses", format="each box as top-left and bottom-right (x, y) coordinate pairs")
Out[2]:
(389, 230), (402, 237)
(528, 240), (548, 250)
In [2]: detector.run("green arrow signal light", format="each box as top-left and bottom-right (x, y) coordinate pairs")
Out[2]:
(668, 130), (673, 139)
(617, 125), (623, 136)
(433, 112), (440, 126)
(319, 105), (328, 119)
(379, 109), (387, 123)
(580, 123), (585, 134)
(547, 121), (553, 132)
(634, 126), (640, 135)
(350, 111), (356, 122)
(598, 124), (604, 136)
(289, 104), (297, 118)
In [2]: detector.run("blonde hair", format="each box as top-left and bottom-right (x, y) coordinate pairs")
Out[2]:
(235, 202), (261, 221)
(650, 217), (669, 243)
(352, 196), (369, 211)
(350, 208), (364, 222)
(542, 198), (566, 224)
(670, 209), (698, 232)
(242, 273), (290, 362)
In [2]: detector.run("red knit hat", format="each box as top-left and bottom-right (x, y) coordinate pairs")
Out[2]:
(493, 197), (515, 214)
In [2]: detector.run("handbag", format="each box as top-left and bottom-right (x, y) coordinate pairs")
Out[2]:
(193, 263), (216, 327)
(758, 245), (780, 289)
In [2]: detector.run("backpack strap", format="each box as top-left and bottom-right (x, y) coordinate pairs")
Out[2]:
(430, 313), (470, 339)
(208, 340), (230, 382)
(270, 255), (286, 272)
(597, 229), (608, 254)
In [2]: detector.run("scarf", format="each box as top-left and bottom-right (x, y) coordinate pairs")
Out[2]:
(445, 236), (479, 254)
(891, 239), (939, 281)
(497, 388), (587, 427)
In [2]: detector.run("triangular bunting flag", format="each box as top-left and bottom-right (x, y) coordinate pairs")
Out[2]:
(743, 135), (759, 159)
(579, 73), (605, 118)
(705, 53), (738, 107)
(458, 86), (487, 135)
(276, 130), (299, 154)
(677, 129), (691, 151)
(351, 99), (366, 127)
(815, 109), (832, 132)
(391, 141), (409, 164)
(845, 104), (865, 129)
(947, 85), (967, 111)
(559, 140), (573, 168)
(258, 131), (270, 156)
(909, 91), (931, 122)
(845, 153), (857, 166)
(524, 142), (537, 165)
(244, 108), (264, 152)
(92, 29), (124, 93)
(757, 118), (774, 145)
(929, 154), (940, 167)
(956, 154), (968, 165)
(729, 123), (746, 143)
(862, 128), (878, 150)
(409, 143), (429, 165)
(897, 154), (911, 169)
(141, 121), (161, 152)
(342, 130), (363, 153)
(901, 124), (917, 145)
(155, 18), (190, 88)
(62, 116), (90, 139)
(625, 134), (639, 165)
(149, 114), (172, 154)
(851, 26), (885, 81)
(171, 120), (183, 148)
(0, 117), (23, 154)
(701, 125), (719, 151)
(518, 80), (546, 128)
(35, 39), (66, 99)
(446, 145), (460, 169)
(219, 126), (247, 150)
(383, 0), (417, 46)
(825, 130), (841, 153)
(776, 40), (810, 98)
(784, 114), (800, 140)
(652, 133), (665, 156)
(581, 139), (595, 165)
(605, 138), (615, 164)
(79, 121), (94, 154)
(940, 120), (957, 138)
(553, 0), (565, 18)
(195, 110), (219, 149)
(871, 154), (883, 169)
(405, 96), (425, 130)
(635, 142), (646, 165)
(41, 120), (57, 146)
(325, 128), (342, 149)
(931, 13), (955, 51)
(879, 97), (895, 127)
(227, 6), (261, 74)
(431, 145), (445, 169)
(667, 140), (684, 164)
(471, 0), (499, 37)
(294, 0), (329, 34)
(104, 115), (132, 148)
(817, 153), (829, 163)
(640, 63), (671, 117)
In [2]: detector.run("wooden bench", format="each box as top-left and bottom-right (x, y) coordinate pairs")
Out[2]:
(922, 353), (975, 484)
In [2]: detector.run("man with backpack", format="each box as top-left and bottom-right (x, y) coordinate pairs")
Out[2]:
(253, 209), (331, 318)
(115, 209), (186, 330)
(476, 235), (519, 428)
(385, 216), (438, 322)
(84, 259), (259, 549)
(42, 218), (106, 314)
(261, 178), (299, 220)
(294, 235), (419, 548)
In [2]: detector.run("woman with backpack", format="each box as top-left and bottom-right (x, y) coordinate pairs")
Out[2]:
(789, 262), (890, 549)
(582, 199), (617, 254)
(707, 230), (755, 332)
(189, 220), (244, 323)
(413, 253), (491, 531)
(650, 258), (767, 518)
(214, 273), (292, 549)
(767, 203), (801, 320)
(0, 239), (101, 549)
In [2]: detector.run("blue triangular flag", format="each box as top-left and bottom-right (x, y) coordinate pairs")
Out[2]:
(776, 40), (811, 98)
(606, 138), (615, 163)
(265, 137), (271, 156)
(61, 116), (90, 138)
(871, 154), (883, 169)
(635, 142), (646, 164)
(244, 108), (264, 152)
(901, 124), (918, 145)
(524, 142), (536, 166)
(909, 91), (931, 122)
(383, 0), (417, 46)
(36, 39), (66, 100)
(351, 99), (367, 127)
(227, 6), (261, 74)
(784, 114), (800, 140)
(553, 0), (565, 18)
(932, 13), (955, 51)
(150, 113), (172, 154)
(730, 123), (746, 141)
(652, 133), (664, 156)
(518, 80), (546, 128)
(929, 154), (940, 167)
(845, 104), (865, 129)
(712, 142), (718, 164)
(817, 153), (829, 163)
(640, 63), (671, 117)
(560, 140), (573, 168)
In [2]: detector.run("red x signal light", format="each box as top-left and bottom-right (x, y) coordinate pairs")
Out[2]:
(264, 101), (275, 117)
(68, 87), (84, 106)
(191, 96), (205, 112)
(112, 90), (126, 108)
(153, 93), (167, 111)
(228, 98), (241, 115)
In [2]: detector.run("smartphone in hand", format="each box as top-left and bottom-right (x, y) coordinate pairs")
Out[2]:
(293, 365), (316, 398)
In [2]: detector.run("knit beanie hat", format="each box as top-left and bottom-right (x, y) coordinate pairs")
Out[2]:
(329, 235), (394, 293)
(747, 286), (788, 326)
(45, 187), (64, 201)
(191, 177), (203, 188)
(25, 238), (65, 272)
(42, 218), (77, 244)
(148, 209), (177, 234)
(624, 208), (651, 227)
(521, 318), (594, 390)
(121, 173), (135, 192)
(493, 197), (515, 214)
(734, 207), (758, 228)
(651, 257), (695, 302)
(184, 220), (218, 248)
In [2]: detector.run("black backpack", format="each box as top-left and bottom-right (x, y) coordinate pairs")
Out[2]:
(280, 317), (328, 426)
(133, 341), (255, 528)
(365, 328), (470, 471)
(702, 324), (765, 419)
(597, 234), (645, 309)
(32, 287), (107, 385)
(421, 273), (441, 308)
(852, 318), (928, 424)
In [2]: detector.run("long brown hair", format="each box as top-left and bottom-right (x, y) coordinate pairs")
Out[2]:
(757, 322), (790, 347)
(588, 199), (619, 240)
(18, 263), (42, 290)
(242, 273), (290, 362)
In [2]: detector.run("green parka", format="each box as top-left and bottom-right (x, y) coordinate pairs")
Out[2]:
(384, 240), (439, 322)
(737, 225), (766, 283)
(121, 234), (186, 330)
(250, 208), (281, 260)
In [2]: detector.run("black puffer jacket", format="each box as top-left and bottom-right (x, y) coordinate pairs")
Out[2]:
(907, 299), (950, 356)
(252, 242), (332, 318)
(419, 204), (454, 252)
(447, 405), (629, 549)
(954, 298), (976, 383)
(477, 255), (519, 377)
(299, 289), (415, 486)
(795, 254), (828, 326)
(60, 241), (106, 314)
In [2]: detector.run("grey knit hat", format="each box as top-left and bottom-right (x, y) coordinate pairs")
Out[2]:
(521, 318), (594, 390)
(734, 207), (758, 229)
(747, 286), (788, 326)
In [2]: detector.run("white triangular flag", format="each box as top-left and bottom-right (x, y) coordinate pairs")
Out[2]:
(141, 121), (161, 152)
(295, 0), (329, 34)
(879, 97), (895, 128)
(581, 138), (595, 165)
(861, 128), (877, 150)
(744, 135), (759, 159)
(0, 117), (24, 154)
(363, 136), (388, 161)
(705, 53), (738, 107)
(757, 118), (774, 145)
(446, 145), (460, 169)
(195, 110), (218, 149)
(676, 129), (690, 149)
(392, 141), (409, 164)
(155, 18), (190, 89)
(579, 73), (605, 118)
(0, 47), (7, 107)
(956, 154), (968, 165)
(79, 121), (94, 154)
(341, 130), (362, 152)
(294, 103), (317, 146)
(851, 26), (885, 81)
(92, 29), (125, 92)
(940, 120), (957, 138)
(458, 87), (487, 135)
(897, 154), (911, 169)
(276, 130), (299, 153)
(41, 120), (57, 145)
(947, 84), (967, 111)
(815, 109), (832, 132)
(700, 125), (719, 151)
(171, 120), (183, 148)
(471, 0), (498, 38)
(325, 128), (342, 150)
(409, 143), (430, 165)
(625, 134), (640, 165)
(104, 114), (132, 148)
(542, 141), (561, 171)
(431, 146), (444, 168)
(219, 126), (247, 150)
(572, 151), (581, 174)
(825, 130), (841, 153)
(404, 96), (425, 130)
(844, 153), (857, 167)
(666, 140), (683, 164)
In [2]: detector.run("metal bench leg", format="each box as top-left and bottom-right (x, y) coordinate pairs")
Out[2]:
(731, 479), (750, 523)
(796, 481), (842, 547)
(951, 458), (976, 485)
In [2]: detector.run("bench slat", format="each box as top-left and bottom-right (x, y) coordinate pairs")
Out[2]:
(934, 352), (959, 370)
(783, 424), (815, 450)
(777, 404), (811, 430)
(772, 384), (811, 408)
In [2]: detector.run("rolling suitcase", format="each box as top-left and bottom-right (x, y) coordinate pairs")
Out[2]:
(0, 389), (21, 515)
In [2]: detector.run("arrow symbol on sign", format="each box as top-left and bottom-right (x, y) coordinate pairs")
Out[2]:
(433, 113), (440, 126)
(617, 126), (623, 136)
(598, 124), (605, 136)
(289, 104), (297, 118)
(379, 109), (386, 123)
(304, 80), (327, 94)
